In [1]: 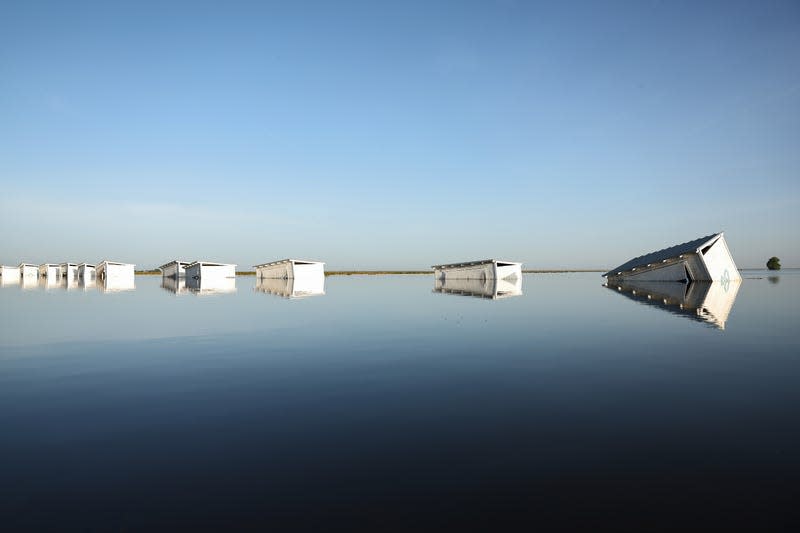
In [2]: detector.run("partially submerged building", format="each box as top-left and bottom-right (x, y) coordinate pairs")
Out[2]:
(78, 263), (96, 280)
(0, 265), (20, 286)
(19, 263), (38, 278)
(159, 260), (190, 279)
(605, 278), (741, 330)
(59, 262), (79, 281)
(603, 232), (741, 283)
(432, 259), (522, 282)
(254, 259), (325, 280)
(96, 261), (135, 281)
(184, 261), (236, 280)
(433, 275), (522, 300)
(1, 265), (20, 278)
(38, 263), (60, 279)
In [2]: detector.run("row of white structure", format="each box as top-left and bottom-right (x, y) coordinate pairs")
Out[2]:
(0, 261), (135, 281)
(2, 231), (742, 288)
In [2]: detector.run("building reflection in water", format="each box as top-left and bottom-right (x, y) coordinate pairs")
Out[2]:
(21, 274), (38, 290)
(98, 275), (136, 293)
(433, 275), (523, 300)
(605, 279), (741, 330)
(186, 276), (236, 295)
(254, 275), (325, 299)
(161, 276), (189, 295)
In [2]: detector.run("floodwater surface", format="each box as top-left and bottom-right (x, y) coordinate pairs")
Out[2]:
(1, 272), (798, 529)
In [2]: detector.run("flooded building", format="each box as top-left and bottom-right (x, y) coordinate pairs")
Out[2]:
(59, 262), (79, 281)
(161, 276), (189, 295)
(159, 260), (190, 279)
(432, 259), (522, 282)
(603, 232), (741, 283)
(605, 279), (740, 330)
(96, 260), (135, 281)
(19, 263), (39, 278)
(184, 261), (236, 281)
(39, 263), (60, 279)
(1, 265), (20, 278)
(254, 259), (325, 281)
(78, 263), (96, 280)
(1, 265), (21, 286)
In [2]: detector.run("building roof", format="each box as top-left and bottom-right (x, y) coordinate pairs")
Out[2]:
(158, 260), (190, 270)
(603, 233), (722, 277)
(97, 260), (135, 266)
(253, 259), (324, 268)
(185, 261), (236, 268)
(431, 259), (521, 269)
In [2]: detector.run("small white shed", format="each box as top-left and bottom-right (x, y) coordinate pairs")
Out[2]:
(432, 259), (522, 282)
(96, 260), (135, 281)
(39, 263), (60, 279)
(603, 232), (741, 283)
(19, 263), (39, 278)
(1, 265), (21, 286)
(60, 262), (79, 280)
(184, 261), (236, 280)
(255, 276), (326, 299)
(159, 260), (190, 278)
(78, 263), (96, 280)
(254, 259), (325, 280)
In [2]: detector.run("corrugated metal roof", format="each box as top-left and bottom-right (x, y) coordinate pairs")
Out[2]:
(431, 259), (521, 269)
(603, 233), (721, 277)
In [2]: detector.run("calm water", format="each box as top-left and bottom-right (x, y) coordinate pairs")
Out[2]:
(1, 272), (799, 529)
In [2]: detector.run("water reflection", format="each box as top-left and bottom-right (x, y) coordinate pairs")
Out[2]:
(1, 275), (20, 287)
(186, 276), (236, 295)
(768, 276), (780, 284)
(161, 276), (189, 295)
(254, 275), (325, 299)
(99, 276), (136, 293)
(433, 275), (523, 300)
(605, 280), (740, 330)
(20, 274), (38, 290)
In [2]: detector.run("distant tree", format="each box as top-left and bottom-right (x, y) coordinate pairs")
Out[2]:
(766, 257), (781, 270)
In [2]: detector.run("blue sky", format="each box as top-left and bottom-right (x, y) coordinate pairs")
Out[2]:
(1, 0), (798, 269)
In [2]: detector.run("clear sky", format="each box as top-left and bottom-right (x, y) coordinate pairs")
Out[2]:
(1, 1), (798, 270)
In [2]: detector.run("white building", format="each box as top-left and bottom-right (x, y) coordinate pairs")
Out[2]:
(96, 260), (135, 281)
(605, 278), (741, 330)
(59, 262), (79, 280)
(255, 276), (325, 299)
(184, 261), (236, 281)
(433, 275), (523, 300)
(78, 263), (96, 280)
(1, 265), (20, 286)
(603, 232), (741, 283)
(159, 260), (190, 278)
(39, 263), (60, 279)
(254, 259), (325, 280)
(432, 259), (522, 283)
(19, 263), (39, 278)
